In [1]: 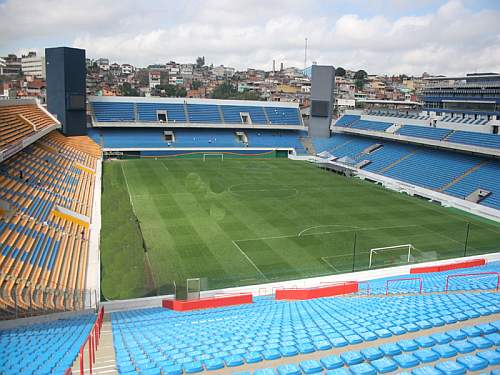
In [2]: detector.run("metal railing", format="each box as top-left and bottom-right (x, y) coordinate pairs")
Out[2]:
(0, 281), (98, 320)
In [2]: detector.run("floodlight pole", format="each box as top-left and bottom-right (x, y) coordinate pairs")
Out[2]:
(352, 232), (357, 272)
(464, 222), (470, 257)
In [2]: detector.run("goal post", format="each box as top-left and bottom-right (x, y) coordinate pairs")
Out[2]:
(202, 153), (224, 162)
(369, 244), (415, 268)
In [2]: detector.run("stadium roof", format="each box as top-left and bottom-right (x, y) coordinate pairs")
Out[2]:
(424, 74), (500, 81)
(357, 99), (423, 106)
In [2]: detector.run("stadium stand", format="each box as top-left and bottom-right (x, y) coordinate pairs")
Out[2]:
(333, 114), (500, 151)
(0, 108), (101, 318)
(0, 101), (59, 156)
(314, 133), (500, 208)
(351, 120), (392, 132)
(91, 101), (135, 122)
(0, 312), (97, 374)
(396, 125), (452, 141)
(88, 127), (306, 151)
(110, 262), (500, 374)
(90, 98), (304, 127)
(446, 130), (500, 150)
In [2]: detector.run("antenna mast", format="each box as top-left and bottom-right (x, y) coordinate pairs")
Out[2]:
(304, 37), (308, 69)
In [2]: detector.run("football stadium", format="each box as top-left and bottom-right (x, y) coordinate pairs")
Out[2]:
(1, 47), (500, 375)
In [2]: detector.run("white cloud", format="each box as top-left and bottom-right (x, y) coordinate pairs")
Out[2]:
(1, 0), (500, 75)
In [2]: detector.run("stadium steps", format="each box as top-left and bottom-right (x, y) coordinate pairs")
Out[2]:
(72, 320), (117, 374)
(439, 160), (490, 192)
(378, 150), (419, 174)
(217, 105), (226, 124)
(442, 130), (456, 141)
(300, 136), (316, 155)
(210, 312), (499, 374)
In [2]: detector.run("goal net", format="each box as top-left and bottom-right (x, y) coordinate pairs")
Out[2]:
(202, 153), (224, 162)
(369, 244), (415, 268)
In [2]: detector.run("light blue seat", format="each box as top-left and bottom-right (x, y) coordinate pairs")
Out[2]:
(445, 330), (466, 341)
(476, 349), (500, 365)
(430, 333), (451, 345)
(432, 345), (457, 358)
(450, 340), (475, 354)
(371, 357), (398, 373)
(349, 363), (376, 375)
(415, 336), (435, 348)
(243, 352), (262, 364)
(412, 366), (443, 375)
(297, 343), (316, 354)
(456, 355), (488, 371)
(461, 326), (481, 337)
(183, 361), (203, 373)
(435, 361), (466, 375)
(484, 332), (500, 345)
(414, 349), (440, 363)
(361, 347), (383, 361)
(393, 354), (420, 368)
(205, 358), (224, 371)
(299, 360), (323, 374)
(277, 363), (301, 375)
(468, 336), (493, 349)
(279, 346), (298, 357)
(397, 339), (419, 352)
(320, 355), (344, 370)
(314, 340), (332, 351)
(326, 369), (351, 375)
(262, 349), (281, 361)
(379, 342), (402, 356)
(341, 351), (364, 365)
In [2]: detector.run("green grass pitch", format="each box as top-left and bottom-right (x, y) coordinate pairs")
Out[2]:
(100, 158), (500, 300)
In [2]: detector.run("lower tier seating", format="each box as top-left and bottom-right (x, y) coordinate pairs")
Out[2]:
(87, 128), (307, 153)
(112, 291), (500, 374)
(0, 312), (96, 374)
(313, 133), (500, 209)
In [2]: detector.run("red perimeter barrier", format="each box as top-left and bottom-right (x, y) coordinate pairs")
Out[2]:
(410, 258), (486, 274)
(445, 272), (500, 292)
(275, 281), (358, 300)
(162, 293), (253, 311)
(76, 307), (105, 375)
(386, 277), (423, 295)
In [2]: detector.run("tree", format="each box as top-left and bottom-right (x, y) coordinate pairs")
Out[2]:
(121, 82), (139, 97)
(211, 82), (237, 99)
(191, 80), (203, 90)
(196, 56), (205, 68)
(335, 67), (346, 77)
(354, 69), (368, 80)
(354, 69), (368, 90)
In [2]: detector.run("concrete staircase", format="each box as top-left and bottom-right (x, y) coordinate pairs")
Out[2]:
(73, 320), (117, 374)
(442, 129), (456, 141)
(300, 136), (316, 155)
(439, 160), (489, 192)
(378, 150), (419, 174)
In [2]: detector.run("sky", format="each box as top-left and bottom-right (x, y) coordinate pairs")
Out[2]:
(1, 0), (500, 76)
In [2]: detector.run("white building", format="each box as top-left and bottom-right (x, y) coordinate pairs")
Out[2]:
(213, 65), (235, 78)
(21, 52), (46, 78)
(0, 57), (5, 75)
(121, 64), (134, 75)
(97, 58), (110, 71)
(149, 71), (161, 89)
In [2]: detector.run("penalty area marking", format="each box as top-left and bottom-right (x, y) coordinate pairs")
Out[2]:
(320, 256), (343, 272)
(298, 224), (361, 237)
(231, 240), (268, 281)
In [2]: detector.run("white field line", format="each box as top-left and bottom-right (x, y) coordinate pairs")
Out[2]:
(298, 224), (361, 237)
(231, 240), (268, 281)
(320, 256), (341, 272)
(120, 162), (137, 214)
(234, 224), (421, 243)
(160, 161), (169, 171)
